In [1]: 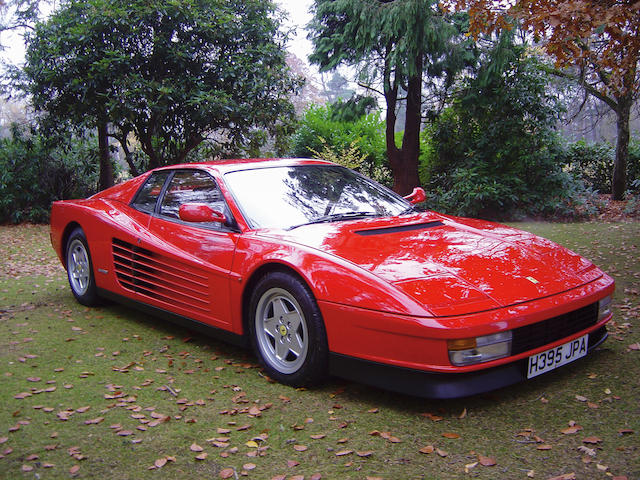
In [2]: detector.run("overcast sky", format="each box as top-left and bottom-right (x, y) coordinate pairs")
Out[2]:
(276, 0), (315, 62)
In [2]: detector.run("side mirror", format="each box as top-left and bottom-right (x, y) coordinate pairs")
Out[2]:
(403, 187), (426, 205)
(179, 203), (226, 223)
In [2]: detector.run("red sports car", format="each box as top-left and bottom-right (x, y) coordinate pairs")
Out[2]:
(50, 158), (614, 398)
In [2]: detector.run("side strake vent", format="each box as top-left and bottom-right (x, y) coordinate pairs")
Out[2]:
(355, 221), (444, 236)
(112, 238), (210, 314)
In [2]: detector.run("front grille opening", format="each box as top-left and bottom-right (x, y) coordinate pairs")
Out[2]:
(511, 302), (599, 355)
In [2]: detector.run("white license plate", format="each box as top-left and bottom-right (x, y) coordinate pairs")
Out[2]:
(527, 334), (589, 379)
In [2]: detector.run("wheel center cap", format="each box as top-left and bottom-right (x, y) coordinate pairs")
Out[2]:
(278, 325), (288, 336)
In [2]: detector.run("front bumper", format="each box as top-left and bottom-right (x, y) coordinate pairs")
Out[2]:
(328, 326), (608, 399)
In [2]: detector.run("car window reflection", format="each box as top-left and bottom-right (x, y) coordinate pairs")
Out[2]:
(224, 165), (408, 230)
(131, 171), (171, 214)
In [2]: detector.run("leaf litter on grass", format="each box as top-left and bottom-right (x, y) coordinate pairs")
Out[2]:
(0, 222), (639, 479)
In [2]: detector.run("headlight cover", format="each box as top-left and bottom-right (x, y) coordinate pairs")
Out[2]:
(448, 331), (513, 366)
(598, 295), (612, 322)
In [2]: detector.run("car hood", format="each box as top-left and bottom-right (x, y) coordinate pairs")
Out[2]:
(258, 212), (602, 316)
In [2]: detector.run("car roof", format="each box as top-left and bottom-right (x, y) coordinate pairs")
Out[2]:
(153, 158), (335, 176)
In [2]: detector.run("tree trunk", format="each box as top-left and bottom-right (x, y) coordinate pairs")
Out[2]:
(612, 94), (631, 200)
(116, 132), (140, 177)
(386, 73), (422, 195)
(97, 121), (114, 191)
(396, 69), (422, 195)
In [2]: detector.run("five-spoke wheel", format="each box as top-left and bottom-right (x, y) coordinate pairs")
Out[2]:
(249, 271), (328, 386)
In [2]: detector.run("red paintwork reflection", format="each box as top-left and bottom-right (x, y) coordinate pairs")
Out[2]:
(261, 212), (601, 316)
(50, 159), (615, 375)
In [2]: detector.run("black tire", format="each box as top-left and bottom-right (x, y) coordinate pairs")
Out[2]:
(65, 227), (100, 306)
(248, 271), (328, 387)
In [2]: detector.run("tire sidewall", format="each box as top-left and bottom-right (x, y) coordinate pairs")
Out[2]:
(249, 271), (328, 386)
(66, 227), (99, 306)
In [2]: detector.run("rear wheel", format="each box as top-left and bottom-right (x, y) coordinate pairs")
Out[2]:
(249, 271), (328, 386)
(66, 227), (99, 306)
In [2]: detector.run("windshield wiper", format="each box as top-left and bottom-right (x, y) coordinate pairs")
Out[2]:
(288, 211), (380, 230)
(400, 205), (417, 215)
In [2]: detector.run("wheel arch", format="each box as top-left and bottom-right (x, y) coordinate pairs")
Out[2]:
(61, 221), (84, 268)
(241, 262), (316, 338)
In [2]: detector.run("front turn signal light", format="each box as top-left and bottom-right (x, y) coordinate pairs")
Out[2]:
(448, 331), (513, 366)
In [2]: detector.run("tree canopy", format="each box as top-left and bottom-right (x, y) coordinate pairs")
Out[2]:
(427, 33), (574, 217)
(19, 0), (300, 187)
(308, 0), (475, 194)
(446, 0), (640, 199)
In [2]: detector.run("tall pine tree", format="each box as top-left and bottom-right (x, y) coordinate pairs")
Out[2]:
(308, 0), (474, 194)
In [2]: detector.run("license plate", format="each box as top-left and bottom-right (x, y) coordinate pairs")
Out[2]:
(527, 334), (589, 379)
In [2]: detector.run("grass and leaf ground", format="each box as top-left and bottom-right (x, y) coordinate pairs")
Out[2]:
(0, 222), (638, 480)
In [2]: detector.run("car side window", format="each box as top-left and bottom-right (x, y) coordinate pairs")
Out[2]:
(131, 171), (171, 214)
(159, 170), (227, 225)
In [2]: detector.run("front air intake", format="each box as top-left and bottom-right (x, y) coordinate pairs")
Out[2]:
(355, 221), (444, 236)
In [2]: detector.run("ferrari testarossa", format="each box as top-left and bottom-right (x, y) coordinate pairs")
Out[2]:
(50, 158), (614, 398)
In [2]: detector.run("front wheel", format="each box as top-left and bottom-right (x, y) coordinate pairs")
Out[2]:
(65, 227), (99, 306)
(249, 271), (328, 387)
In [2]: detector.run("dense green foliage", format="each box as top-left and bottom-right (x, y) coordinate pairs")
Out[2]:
(291, 103), (387, 174)
(20, 0), (300, 175)
(563, 139), (640, 194)
(0, 124), (99, 223)
(424, 37), (581, 219)
(308, 0), (475, 193)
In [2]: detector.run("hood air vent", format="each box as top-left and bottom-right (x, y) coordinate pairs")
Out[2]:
(355, 221), (444, 236)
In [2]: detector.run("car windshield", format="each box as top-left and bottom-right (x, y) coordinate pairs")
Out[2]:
(223, 164), (410, 230)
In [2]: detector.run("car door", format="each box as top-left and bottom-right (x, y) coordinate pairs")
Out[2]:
(116, 169), (239, 329)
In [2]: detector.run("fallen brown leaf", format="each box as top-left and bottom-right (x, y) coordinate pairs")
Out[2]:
(582, 436), (602, 444)
(219, 468), (234, 479)
(547, 474), (576, 480)
(561, 426), (582, 435)
(335, 449), (353, 456)
(478, 454), (496, 466)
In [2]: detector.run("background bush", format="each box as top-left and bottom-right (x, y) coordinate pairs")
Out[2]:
(424, 40), (581, 219)
(290, 103), (387, 171)
(561, 139), (640, 194)
(0, 124), (99, 223)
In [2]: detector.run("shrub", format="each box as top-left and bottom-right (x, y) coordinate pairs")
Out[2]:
(426, 38), (579, 219)
(309, 137), (392, 187)
(0, 124), (99, 223)
(290, 103), (387, 174)
(562, 140), (614, 193)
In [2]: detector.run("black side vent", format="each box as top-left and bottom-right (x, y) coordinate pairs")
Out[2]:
(355, 221), (444, 236)
(112, 238), (210, 314)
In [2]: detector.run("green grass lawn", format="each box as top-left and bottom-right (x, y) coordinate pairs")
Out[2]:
(1, 222), (638, 480)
